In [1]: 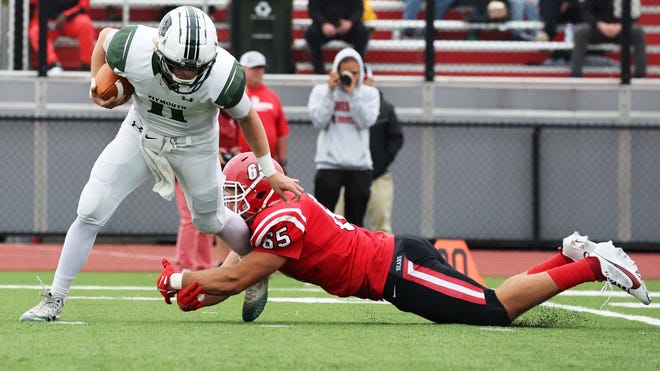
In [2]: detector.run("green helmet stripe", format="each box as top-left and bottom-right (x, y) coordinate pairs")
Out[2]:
(184, 6), (199, 62)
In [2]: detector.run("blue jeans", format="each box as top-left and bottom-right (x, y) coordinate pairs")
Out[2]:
(509, 0), (540, 40)
(403, 0), (456, 21)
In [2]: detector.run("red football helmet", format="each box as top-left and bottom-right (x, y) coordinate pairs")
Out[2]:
(223, 152), (284, 221)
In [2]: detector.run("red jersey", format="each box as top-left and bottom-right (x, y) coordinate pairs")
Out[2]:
(250, 194), (395, 300)
(219, 84), (289, 160)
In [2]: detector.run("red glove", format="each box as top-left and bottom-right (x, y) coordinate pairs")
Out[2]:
(177, 282), (206, 312)
(157, 258), (177, 304)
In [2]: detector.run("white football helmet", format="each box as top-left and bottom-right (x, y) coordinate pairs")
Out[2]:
(155, 6), (218, 94)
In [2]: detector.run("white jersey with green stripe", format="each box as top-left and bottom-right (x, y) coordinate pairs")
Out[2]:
(104, 25), (247, 137)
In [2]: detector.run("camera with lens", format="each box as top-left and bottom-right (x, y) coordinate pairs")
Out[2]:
(339, 72), (353, 86)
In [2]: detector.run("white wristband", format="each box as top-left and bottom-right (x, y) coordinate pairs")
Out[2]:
(170, 273), (183, 290)
(257, 153), (277, 177)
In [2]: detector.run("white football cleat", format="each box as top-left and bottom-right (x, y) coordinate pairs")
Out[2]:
(242, 276), (269, 322)
(19, 292), (64, 322)
(561, 231), (597, 261)
(589, 243), (651, 305)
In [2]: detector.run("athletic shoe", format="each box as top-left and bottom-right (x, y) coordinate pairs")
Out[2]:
(19, 292), (64, 322)
(46, 63), (63, 76)
(534, 31), (550, 42)
(242, 276), (269, 322)
(589, 243), (651, 305)
(561, 231), (597, 262)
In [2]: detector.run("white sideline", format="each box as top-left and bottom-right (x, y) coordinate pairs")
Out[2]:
(610, 302), (660, 308)
(52, 295), (660, 327)
(7, 284), (658, 326)
(2, 285), (327, 291)
(3, 284), (658, 297)
(541, 302), (660, 327)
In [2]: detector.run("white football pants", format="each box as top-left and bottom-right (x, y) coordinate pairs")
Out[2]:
(50, 113), (250, 299)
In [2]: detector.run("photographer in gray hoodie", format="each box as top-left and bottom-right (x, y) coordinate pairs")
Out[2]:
(308, 48), (380, 226)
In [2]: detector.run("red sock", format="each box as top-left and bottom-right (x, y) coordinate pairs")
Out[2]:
(545, 257), (603, 291)
(527, 251), (574, 274)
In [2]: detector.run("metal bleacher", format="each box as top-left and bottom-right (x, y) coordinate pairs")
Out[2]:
(33, 0), (660, 78)
(288, 0), (660, 77)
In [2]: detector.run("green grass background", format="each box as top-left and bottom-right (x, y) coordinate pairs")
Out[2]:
(3, 272), (659, 370)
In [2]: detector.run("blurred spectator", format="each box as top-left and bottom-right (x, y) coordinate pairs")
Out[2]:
(29, 0), (95, 75)
(467, 0), (510, 23)
(157, 6), (217, 21)
(508, 0), (541, 41)
(218, 110), (241, 167)
(308, 48), (380, 226)
(305, 0), (370, 74)
(537, 0), (581, 42)
(404, 0), (503, 40)
(401, 0), (457, 38)
(570, 0), (646, 78)
(105, 6), (122, 21)
(219, 51), (290, 169)
(361, 66), (403, 233)
(335, 65), (404, 233)
(363, 0), (378, 35)
(363, 0), (378, 22)
(538, 0), (582, 65)
(156, 6), (177, 21)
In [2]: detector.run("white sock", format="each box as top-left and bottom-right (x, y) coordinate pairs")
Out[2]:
(50, 218), (102, 299)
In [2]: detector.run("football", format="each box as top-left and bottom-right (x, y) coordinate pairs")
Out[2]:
(95, 63), (134, 102)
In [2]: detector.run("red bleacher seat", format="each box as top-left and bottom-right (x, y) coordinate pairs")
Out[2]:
(47, 0), (660, 77)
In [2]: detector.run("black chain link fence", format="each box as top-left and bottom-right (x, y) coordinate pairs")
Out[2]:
(3, 117), (660, 250)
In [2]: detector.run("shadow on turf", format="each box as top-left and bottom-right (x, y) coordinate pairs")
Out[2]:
(512, 307), (588, 328)
(145, 308), (586, 329)
(141, 302), (607, 328)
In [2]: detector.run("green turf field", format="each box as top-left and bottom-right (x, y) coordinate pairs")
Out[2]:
(4, 271), (659, 370)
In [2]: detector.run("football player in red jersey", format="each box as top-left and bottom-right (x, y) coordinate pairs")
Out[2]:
(157, 152), (651, 324)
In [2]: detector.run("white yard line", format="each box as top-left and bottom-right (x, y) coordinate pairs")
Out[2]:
(4, 285), (658, 297)
(541, 302), (660, 327)
(609, 302), (660, 309)
(7, 285), (659, 326)
(2, 285), (326, 291)
(4, 285), (659, 300)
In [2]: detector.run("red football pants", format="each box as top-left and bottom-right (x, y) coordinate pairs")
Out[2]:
(29, 14), (95, 66)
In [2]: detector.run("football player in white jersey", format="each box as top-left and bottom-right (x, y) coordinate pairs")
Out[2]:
(19, 6), (303, 323)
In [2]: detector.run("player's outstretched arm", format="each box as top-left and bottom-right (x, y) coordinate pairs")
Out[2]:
(157, 253), (286, 310)
(157, 259), (229, 311)
(184, 252), (286, 297)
